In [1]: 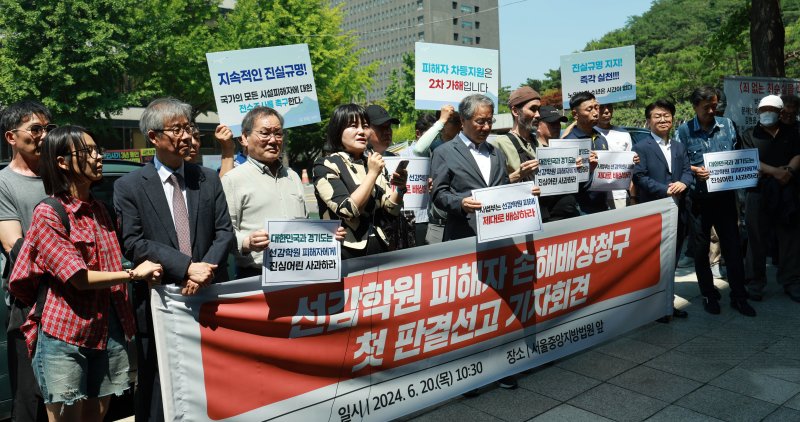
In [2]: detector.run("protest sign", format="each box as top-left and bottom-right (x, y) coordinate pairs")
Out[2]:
(703, 149), (760, 192)
(535, 147), (580, 196)
(384, 157), (430, 211)
(590, 151), (635, 191)
(103, 149), (141, 163)
(472, 182), (543, 243)
(415, 42), (499, 110)
(560, 46), (636, 109)
(262, 219), (341, 286)
(152, 199), (677, 422)
(723, 76), (800, 130)
(550, 139), (591, 182)
(206, 44), (320, 137)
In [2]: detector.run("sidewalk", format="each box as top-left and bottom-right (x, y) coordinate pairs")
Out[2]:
(404, 265), (800, 422)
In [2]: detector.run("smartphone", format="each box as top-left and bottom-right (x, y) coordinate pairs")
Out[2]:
(395, 160), (410, 171)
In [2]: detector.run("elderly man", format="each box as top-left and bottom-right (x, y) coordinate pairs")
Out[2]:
(741, 95), (800, 302)
(0, 100), (54, 422)
(676, 86), (755, 316)
(491, 86), (541, 183)
(114, 98), (234, 421)
(633, 99), (693, 321)
(366, 104), (399, 156)
(221, 106), (344, 277)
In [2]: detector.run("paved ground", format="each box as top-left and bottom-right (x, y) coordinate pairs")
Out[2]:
(403, 264), (800, 422)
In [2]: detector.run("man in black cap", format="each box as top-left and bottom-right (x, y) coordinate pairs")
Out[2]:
(536, 105), (567, 146)
(365, 104), (400, 156)
(490, 86), (541, 183)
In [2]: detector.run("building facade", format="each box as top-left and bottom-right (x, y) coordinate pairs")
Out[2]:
(332, 0), (499, 101)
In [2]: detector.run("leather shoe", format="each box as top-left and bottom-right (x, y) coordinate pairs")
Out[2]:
(731, 299), (756, 317)
(672, 307), (688, 318)
(703, 297), (720, 315)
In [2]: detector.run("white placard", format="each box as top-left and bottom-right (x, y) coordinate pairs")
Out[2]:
(415, 42), (499, 110)
(703, 149), (760, 192)
(206, 44), (321, 137)
(472, 182), (543, 243)
(549, 139), (591, 182)
(590, 151), (636, 191)
(384, 157), (430, 211)
(723, 76), (800, 130)
(560, 45), (636, 109)
(535, 147), (580, 196)
(262, 219), (341, 286)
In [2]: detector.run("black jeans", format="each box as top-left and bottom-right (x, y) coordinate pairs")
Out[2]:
(689, 191), (748, 300)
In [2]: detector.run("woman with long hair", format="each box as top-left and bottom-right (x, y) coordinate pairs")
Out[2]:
(313, 104), (408, 259)
(9, 125), (162, 421)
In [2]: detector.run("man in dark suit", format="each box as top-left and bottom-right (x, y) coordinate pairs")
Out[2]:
(114, 98), (234, 421)
(431, 94), (511, 241)
(633, 99), (692, 321)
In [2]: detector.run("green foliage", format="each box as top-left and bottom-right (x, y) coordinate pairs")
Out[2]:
(384, 53), (417, 122)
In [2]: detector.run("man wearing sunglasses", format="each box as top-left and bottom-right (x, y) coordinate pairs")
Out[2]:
(0, 100), (55, 422)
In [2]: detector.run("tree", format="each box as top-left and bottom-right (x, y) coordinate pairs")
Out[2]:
(384, 53), (416, 122)
(215, 0), (376, 169)
(750, 0), (785, 76)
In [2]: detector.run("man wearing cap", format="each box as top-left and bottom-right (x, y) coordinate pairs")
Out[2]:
(366, 104), (400, 156)
(676, 86), (755, 316)
(490, 86), (541, 183)
(741, 94), (800, 302)
(536, 106), (567, 146)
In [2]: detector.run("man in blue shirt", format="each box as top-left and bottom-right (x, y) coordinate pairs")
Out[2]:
(676, 87), (755, 316)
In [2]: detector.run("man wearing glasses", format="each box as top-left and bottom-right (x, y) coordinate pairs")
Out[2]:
(114, 98), (234, 422)
(0, 100), (55, 422)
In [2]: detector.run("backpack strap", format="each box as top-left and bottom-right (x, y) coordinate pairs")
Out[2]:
(33, 197), (71, 319)
(506, 132), (537, 163)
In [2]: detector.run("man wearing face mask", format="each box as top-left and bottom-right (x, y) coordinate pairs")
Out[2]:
(741, 95), (800, 303)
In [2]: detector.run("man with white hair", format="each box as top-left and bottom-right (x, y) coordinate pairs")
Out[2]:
(741, 94), (800, 302)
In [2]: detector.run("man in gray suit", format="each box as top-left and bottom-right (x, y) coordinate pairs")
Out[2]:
(432, 94), (510, 241)
(114, 98), (234, 422)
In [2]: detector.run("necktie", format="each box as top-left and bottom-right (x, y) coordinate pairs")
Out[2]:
(168, 173), (192, 256)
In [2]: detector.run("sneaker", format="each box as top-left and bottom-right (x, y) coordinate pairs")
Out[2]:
(711, 263), (725, 279)
(731, 299), (756, 317)
(677, 255), (694, 268)
(497, 376), (518, 389)
(703, 297), (720, 314)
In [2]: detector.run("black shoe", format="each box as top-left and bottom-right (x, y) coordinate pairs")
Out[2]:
(703, 297), (720, 315)
(656, 316), (671, 323)
(749, 293), (763, 302)
(731, 299), (756, 317)
(712, 288), (722, 301)
(672, 307), (688, 318)
(497, 376), (518, 389)
(785, 288), (800, 303)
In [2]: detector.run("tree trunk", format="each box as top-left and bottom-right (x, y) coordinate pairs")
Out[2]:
(750, 0), (785, 77)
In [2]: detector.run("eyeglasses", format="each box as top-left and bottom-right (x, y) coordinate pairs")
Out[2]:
(470, 118), (495, 127)
(67, 146), (106, 157)
(11, 124), (57, 137)
(153, 125), (195, 137)
(252, 130), (284, 141)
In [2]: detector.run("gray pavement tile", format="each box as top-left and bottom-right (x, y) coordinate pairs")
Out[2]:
(461, 386), (559, 421)
(518, 365), (601, 401)
(608, 366), (702, 402)
(704, 325), (782, 349)
(674, 335), (761, 366)
(594, 337), (668, 364)
(721, 311), (800, 338)
(785, 392), (800, 411)
(762, 406), (800, 422)
(765, 337), (800, 361)
(644, 350), (734, 383)
(408, 402), (502, 422)
(526, 404), (613, 422)
(709, 367), (800, 405)
(625, 322), (704, 349)
(675, 385), (777, 422)
(737, 352), (800, 384)
(568, 383), (668, 422)
(644, 405), (725, 421)
(554, 350), (638, 381)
